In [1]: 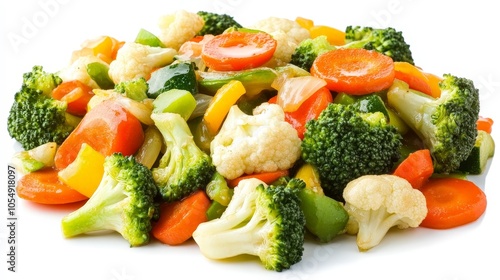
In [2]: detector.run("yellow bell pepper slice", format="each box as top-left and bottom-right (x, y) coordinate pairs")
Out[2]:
(309, 25), (346, 46)
(203, 80), (246, 136)
(58, 143), (105, 197)
(295, 17), (315, 30)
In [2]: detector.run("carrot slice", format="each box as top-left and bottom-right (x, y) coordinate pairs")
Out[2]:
(477, 116), (494, 134)
(393, 149), (434, 189)
(152, 190), (211, 245)
(311, 48), (395, 95)
(17, 168), (88, 204)
(419, 178), (487, 229)
(227, 170), (290, 188)
(201, 31), (277, 71)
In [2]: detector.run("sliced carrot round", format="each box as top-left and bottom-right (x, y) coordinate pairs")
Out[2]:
(311, 48), (395, 95)
(152, 190), (211, 245)
(419, 178), (487, 229)
(201, 31), (277, 71)
(16, 168), (88, 204)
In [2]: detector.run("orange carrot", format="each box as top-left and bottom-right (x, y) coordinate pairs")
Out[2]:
(311, 48), (395, 95)
(393, 149), (434, 189)
(227, 170), (290, 188)
(201, 31), (277, 71)
(419, 177), (487, 229)
(477, 116), (494, 134)
(152, 190), (211, 245)
(16, 168), (88, 204)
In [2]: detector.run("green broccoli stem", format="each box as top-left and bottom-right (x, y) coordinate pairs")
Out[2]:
(355, 208), (404, 251)
(61, 177), (126, 238)
(386, 82), (436, 145)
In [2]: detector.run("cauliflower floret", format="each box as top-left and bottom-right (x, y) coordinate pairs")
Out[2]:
(250, 17), (310, 66)
(158, 10), (204, 51)
(210, 102), (301, 180)
(343, 174), (428, 252)
(58, 55), (109, 88)
(108, 42), (177, 84)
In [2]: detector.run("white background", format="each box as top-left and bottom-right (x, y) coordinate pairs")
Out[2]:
(1, 1), (499, 280)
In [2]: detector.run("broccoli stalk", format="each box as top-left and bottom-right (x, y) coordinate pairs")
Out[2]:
(151, 112), (215, 202)
(193, 178), (306, 272)
(387, 74), (480, 173)
(301, 103), (402, 202)
(61, 153), (158, 247)
(290, 26), (414, 71)
(7, 65), (81, 150)
(196, 11), (242, 36)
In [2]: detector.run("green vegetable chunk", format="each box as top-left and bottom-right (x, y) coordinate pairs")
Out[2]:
(86, 62), (115, 89)
(457, 130), (495, 174)
(152, 89), (197, 120)
(135, 28), (165, 47)
(299, 188), (348, 243)
(198, 67), (277, 97)
(147, 62), (198, 98)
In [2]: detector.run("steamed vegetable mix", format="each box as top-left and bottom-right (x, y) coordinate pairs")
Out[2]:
(7, 8), (496, 271)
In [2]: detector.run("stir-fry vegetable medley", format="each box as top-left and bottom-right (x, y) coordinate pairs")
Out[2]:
(8, 10), (495, 272)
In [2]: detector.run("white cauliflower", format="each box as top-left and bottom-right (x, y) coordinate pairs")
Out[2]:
(58, 55), (109, 88)
(250, 17), (310, 66)
(343, 174), (428, 252)
(210, 102), (301, 180)
(108, 42), (177, 84)
(157, 10), (204, 50)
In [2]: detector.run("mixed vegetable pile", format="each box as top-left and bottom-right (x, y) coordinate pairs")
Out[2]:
(7, 10), (496, 272)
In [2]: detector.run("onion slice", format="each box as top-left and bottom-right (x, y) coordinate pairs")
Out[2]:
(276, 76), (327, 112)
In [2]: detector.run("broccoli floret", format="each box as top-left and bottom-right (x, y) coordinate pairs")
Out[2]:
(387, 75), (480, 173)
(61, 153), (159, 247)
(151, 112), (215, 202)
(7, 65), (81, 150)
(193, 178), (306, 272)
(290, 35), (336, 71)
(196, 11), (242, 36)
(301, 103), (402, 202)
(343, 25), (414, 65)
(114, 77), (149, 101)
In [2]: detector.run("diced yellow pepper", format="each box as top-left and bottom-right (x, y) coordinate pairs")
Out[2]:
(203, 80), (246, 136)
(295, 17), (315, 30)
(58, 143), (105, 198)
(309, 25), (346, 46)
